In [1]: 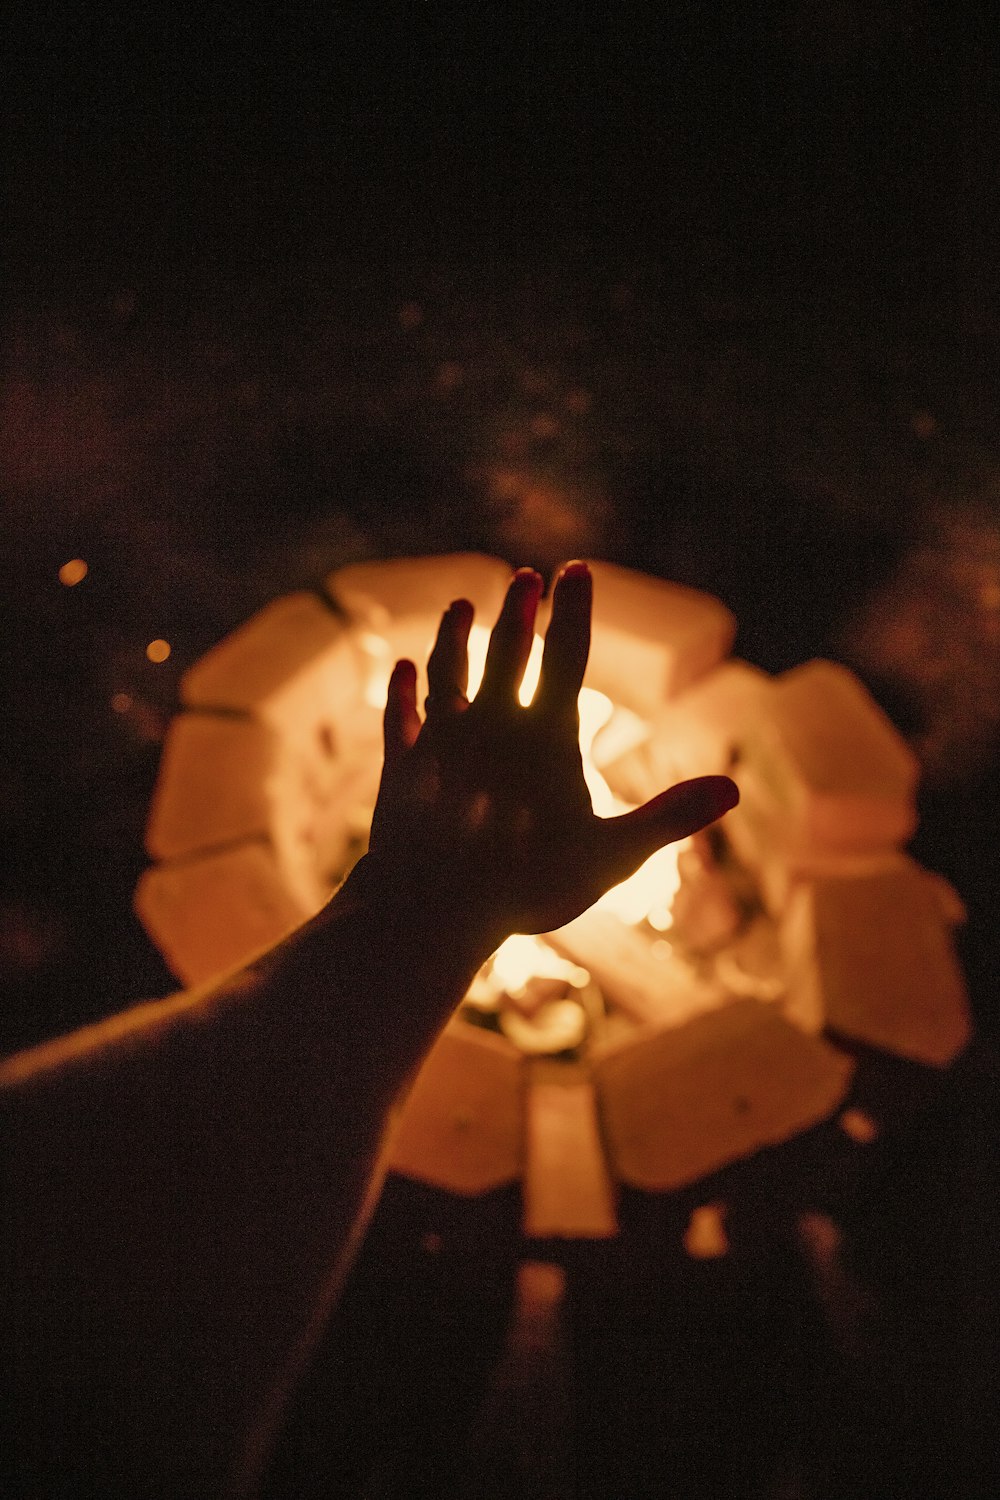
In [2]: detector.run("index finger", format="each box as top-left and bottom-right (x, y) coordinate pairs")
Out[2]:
(535, 561), (592, 716)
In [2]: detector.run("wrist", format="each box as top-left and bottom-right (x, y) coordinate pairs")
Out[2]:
(337, 852), (508, 964)
(285, 854), (504, 1083)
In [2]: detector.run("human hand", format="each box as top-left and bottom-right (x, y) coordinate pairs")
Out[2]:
(367, 562), (738, 946)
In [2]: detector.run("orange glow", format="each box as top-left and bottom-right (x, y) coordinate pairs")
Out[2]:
(110, 692), (133, 714)
(435, 361), (463, 393)
(146, 639), (171, 663)
(439, 624), (682, 927)
(839, 1107), (878, 1145)
(490, 933), (589, 998)
(136, 557), (976, 1227)
(58, 558), (88, 586)
(466, 623), (543, 706)
(528, 413), (561, 440)
(683, 1203), (729, 1258)
(366, 621), (686, 952)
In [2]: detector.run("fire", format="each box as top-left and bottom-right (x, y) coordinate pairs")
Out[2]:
(483, 933), (589, 1000)
(361, 632), (394, 708)
(466, 623), (540, 704)
(138, 556), (973, 1229)
(467, 624), (684, 940)
(361, 620), (685, 1004)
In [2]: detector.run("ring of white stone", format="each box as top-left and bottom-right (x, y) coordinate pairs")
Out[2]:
(424, 690), (469, 717)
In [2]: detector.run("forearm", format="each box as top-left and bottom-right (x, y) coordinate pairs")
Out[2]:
(1, 855), (495, 1498)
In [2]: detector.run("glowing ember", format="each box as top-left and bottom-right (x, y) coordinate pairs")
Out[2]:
(58, 558), (88, 586)
(683, 1202), (729, 1259)
(839, 1107), (879, 1145)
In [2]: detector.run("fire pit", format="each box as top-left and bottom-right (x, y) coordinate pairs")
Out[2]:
(136, 556), (970, 1241)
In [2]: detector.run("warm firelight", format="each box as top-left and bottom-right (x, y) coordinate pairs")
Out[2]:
(137, 553), (972, 1242)
(365, 619), (686, 996)
(58, 557), (88, 586)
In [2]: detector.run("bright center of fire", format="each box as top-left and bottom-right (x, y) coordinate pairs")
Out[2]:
(136, 556), (971, 1240)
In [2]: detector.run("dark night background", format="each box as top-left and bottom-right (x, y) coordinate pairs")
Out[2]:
(4, 4), (999, 1497)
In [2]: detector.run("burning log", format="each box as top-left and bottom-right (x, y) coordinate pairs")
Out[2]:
(136, 555), (972, 1238)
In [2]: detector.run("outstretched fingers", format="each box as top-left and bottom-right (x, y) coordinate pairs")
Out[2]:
(536, 560), (592, 717)
(601, 775), (739, 878)
(426, 598), (473, 714)
(476, 568), (543, 708)
(383, 658), (420, 769)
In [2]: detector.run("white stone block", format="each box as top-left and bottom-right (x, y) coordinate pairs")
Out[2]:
(582, 560), (736, 716)
(779, 856), (972, 1066)
(522, 1064), (618, 1238)
(181, 592), (359, 727)
(750, 845), (903, 923)
(134, 841), (312, 987)
(328, 552), (512, 679)
(594, 1000), (853, 1191)
(733, 659), (919, 860)
(146, 713), (379, 929)
(328, 551), (512, 627)
(650, 659), (772, 781)
(174, 589), (383, 909)
(145, 713), (279, 861)
(264, 745), (383, 912)
(388, 1020), (524, 1195)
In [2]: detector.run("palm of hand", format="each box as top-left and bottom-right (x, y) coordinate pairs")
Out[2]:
(372, 697), (602, 936)
(368, 564), (737, 946)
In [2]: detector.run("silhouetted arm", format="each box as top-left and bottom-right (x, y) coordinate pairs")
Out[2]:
(1, 562), (737, 1498)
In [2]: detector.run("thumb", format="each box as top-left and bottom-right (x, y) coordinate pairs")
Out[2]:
(601, 775), (739, 877)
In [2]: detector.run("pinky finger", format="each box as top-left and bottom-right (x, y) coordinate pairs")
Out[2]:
(384, 659), (421, 768)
